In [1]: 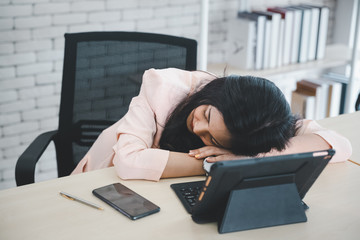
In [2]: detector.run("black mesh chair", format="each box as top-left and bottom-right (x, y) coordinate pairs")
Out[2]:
(15, 31), (197, 186)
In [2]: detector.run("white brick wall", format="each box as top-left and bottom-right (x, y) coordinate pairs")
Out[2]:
(0, 0), (336, 190)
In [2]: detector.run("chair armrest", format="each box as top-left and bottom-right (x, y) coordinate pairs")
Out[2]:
(15, 130), (58, 186)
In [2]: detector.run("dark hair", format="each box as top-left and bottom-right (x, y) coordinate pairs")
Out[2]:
(159, 75), (299, 156)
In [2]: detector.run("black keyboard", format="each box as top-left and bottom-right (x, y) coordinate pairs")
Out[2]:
(171, 181), (205, 213)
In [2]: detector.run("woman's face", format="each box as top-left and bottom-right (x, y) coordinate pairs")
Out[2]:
(186, 105), (231, 149)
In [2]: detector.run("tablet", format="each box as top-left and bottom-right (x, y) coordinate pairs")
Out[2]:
(171, 149), (335, 228)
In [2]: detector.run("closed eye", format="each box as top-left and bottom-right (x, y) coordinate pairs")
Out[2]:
(207, 107), (225, 148)
(205, 106), (211, 122)
(210, 136), (223, 148)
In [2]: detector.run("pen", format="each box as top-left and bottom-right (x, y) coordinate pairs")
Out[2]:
(348, 159), (360, 167)
(59, 191), (104, 210)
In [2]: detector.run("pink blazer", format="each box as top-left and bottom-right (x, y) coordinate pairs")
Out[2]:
(72, 68), (352, 181)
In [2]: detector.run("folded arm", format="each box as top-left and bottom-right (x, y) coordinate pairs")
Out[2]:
(190, 119), (352, 163)
(161, 152), (205, 178)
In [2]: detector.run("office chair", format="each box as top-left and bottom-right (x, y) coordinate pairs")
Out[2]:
(15, 31), (197, 186)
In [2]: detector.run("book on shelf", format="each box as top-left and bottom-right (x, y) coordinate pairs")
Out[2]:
(293, 78), (343, 120)
(295, 80), (328, 120)
(306, 78), (343, 118)
(267, 7), (294, 66)
(237, 11), (266, 70)
(227, 18), (256, 70)
(291, 91), (316, 119)
(252, 10), (281, 69)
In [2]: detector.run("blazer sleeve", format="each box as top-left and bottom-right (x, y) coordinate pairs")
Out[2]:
(113, 68), (214, 181)
(297, 119), (352, 163)
(72, 68), (216, 180)
(71, 84), (170, 179)
(112, 97), (170, 181)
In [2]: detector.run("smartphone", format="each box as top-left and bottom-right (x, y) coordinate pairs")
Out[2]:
(92, 183), (160, 220)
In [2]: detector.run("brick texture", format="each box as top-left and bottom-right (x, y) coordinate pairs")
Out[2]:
(0, 0), (336, 190)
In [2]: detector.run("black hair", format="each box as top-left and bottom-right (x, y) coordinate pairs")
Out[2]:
(159, 75), (299, 156)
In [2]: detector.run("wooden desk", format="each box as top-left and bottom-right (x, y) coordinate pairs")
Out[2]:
(1, 112), (359, 240)
(317, 111), (360, 165)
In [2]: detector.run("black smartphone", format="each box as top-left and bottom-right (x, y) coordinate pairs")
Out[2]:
(92, 183), (160, 220)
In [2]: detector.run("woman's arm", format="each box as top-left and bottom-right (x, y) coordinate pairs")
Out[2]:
(189, 119), (352, 163)
(264, 133), (331, 157)
(289, 119), (352, 162)
(161, 152), (205, 178)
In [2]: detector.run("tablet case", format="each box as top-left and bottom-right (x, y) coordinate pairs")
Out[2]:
(177, 149), (335, 233)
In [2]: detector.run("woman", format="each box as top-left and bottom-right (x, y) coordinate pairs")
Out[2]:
(72, 68), (352, 180)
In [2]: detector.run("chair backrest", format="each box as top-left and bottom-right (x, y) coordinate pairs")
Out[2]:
(54, 31), (197, 176)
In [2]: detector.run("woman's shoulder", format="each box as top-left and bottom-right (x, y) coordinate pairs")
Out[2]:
(141, 68), (216, 91)
(140, 68), (216, 107)
(296, 119), (325, 135)
(139, 68), (216, 125)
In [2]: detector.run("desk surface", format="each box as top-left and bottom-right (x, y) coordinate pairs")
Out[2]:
(317, 111), (360, 164)
(1, 112), (359, 240)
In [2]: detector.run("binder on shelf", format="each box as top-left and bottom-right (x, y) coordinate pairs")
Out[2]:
(291, 6), (312, 63)
(339, 82), (348, 114)
(277, 16), (285, 68)
(300, 5), (320, 61)
(253, 11), (281, 69)
(324, 79), (342, 117)
(315, 5), (330, 60)
(226, 4), (330, 71)
(322, 72), (349, 115)
(237, 11), (266, 70)
(284, 6), (302, 64)
(267, 7), (294, 66)
(227, 18), (256, 70)
(263, 15), (271, 69)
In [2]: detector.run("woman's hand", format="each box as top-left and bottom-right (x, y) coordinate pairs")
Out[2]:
(189, 146), (247, 163)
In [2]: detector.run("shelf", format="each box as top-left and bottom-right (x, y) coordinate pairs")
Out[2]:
(207, 44), (351, 79)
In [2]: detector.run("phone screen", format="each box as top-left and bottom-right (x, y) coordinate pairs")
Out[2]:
(92, 183), (160, 220)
